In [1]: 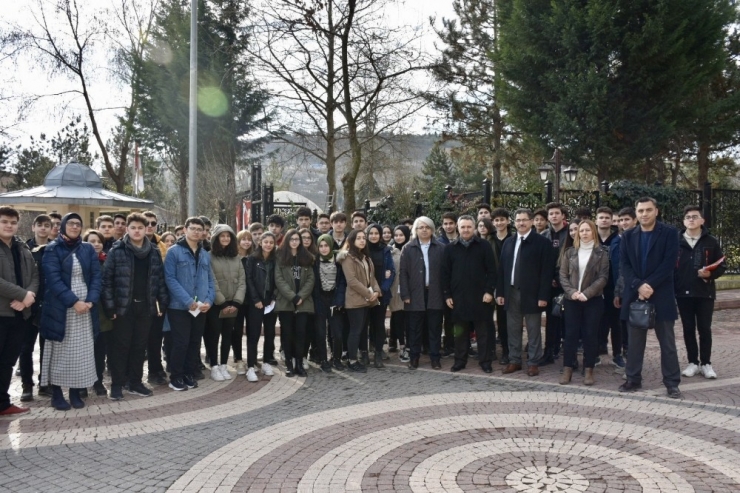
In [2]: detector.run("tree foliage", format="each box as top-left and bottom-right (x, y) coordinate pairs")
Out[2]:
(498, 0), (736, 180)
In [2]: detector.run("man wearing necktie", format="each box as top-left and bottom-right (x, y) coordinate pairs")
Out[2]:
(497, 209), (554, 376)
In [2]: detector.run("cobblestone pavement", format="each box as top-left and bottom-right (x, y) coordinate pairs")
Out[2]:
(3, 308), (740, 492)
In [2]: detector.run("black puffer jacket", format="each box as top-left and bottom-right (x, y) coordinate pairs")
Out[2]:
(101, 239), (169, 317)
(245, 254), (276, 306)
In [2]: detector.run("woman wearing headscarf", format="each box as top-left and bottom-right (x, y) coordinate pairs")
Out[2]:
(40, 213), (102, 411)
(365, 223), (395, 368)
(388, 225), (410, 361)
(312, 234), (341, 372)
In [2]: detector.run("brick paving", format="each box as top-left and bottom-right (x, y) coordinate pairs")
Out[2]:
(2, 305), (740, 492)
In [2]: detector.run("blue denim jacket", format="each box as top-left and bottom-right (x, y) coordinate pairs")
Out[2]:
(164, 240), (215, 310)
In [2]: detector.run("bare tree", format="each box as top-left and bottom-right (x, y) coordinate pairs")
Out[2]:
(252, 0), (431, 212)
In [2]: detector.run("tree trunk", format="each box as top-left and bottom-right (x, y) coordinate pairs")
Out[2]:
(325, 2), (337, 210)
(340, 0), (359, 213)
(697, 141), (710, 189)
(491, 106), (503, 193)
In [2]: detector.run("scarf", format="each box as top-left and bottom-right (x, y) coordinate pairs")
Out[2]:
(59, 212), (83, 248)
(317, 234), (335, 261)
(124, 234), (153, 259)
(393, 225), (410, 251)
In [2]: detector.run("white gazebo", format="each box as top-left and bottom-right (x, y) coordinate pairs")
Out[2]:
(0, 162), (153, 226)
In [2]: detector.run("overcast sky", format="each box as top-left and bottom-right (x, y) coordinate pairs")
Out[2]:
(1, 0), (458, 147)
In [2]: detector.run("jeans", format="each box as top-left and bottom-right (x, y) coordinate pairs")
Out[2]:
(205, 305), (237, 366)
(109, 302), (152, 386)
(407, 308), (443, 360)
(346, 307), (369, 361)
(232, 304), (248, 361)
(147, 314), (166, 374)
(676, 297), (714, 365)
(246, 306), (277, 368)
(278, 312), (308, 365)
(0, 316), (26, 411)
(94, 330), (110, 383)
(599, 291), (622, 356)
(368, 304), (387, 354)
(506, 288), (544, 366)
(453, 320), (486, 367)
(389, 311), (406, 347)
(495, 303), (509, 357)
(19, 322), (44, 387)
(167, 309), (207, 381)
(563, 297), (603, 368)
(626, 319), (681, 388)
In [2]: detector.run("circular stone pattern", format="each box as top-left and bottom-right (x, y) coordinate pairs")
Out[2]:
(506, 466), (588, 492)
(169, 391), (740, 492)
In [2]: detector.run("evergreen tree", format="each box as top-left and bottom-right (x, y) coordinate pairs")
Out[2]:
(498, 0), (735, 180)
(416, 143), (459, 191)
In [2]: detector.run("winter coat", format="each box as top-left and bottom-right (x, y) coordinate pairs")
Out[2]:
(27, 240), (47, 326)
(441, 236), (496, 322)
(275, 261), (315, 313)
(675, 227), (725, 299)
(337, 250), (381, 309)
(40, 240), (101, 341)
(559, 246), (610, 300)
(619, 222), (679, 322)
(164, 237), (215, 310)
(0, 237), (39, 320)
(245, 255), (276, 306)
(208, 225), (247, 308)
(101, 239), (169, 318)
(388, 248), (403, 312)
(400, 237), (446, 311)
(496, 231), (554, 314)
(375, 245), (395, 303)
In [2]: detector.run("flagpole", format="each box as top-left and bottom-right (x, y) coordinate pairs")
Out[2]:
(188, 0), (198, 216)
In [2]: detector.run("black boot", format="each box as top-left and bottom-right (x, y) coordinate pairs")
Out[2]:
(374, 352), (385, 369)
(360, 351), (370, 366)
(295, 358), (307, 377)
(285, 359), (295, 377)
(51, 385), (71, 411)
(69, 388), (85, 409)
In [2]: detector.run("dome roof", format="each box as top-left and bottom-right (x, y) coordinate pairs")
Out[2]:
(44, 162), (103, 189)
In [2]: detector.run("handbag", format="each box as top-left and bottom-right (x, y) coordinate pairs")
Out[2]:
(551, 293), (564, 317)
(629, 300), (656, 330)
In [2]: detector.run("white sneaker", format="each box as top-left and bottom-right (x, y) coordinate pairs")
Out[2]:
(210, 366), (225, 381)
(303, 359), (309, 370)
(235, 361), (246, 375)
(246, 367), (258, 382)
(701, 364), (717, 379)
(682, 363), (700, 377)
(219, 364), (232, 380)
(261, 363), (274, 376)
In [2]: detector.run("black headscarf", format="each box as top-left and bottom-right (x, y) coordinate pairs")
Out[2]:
(393, 225), (410, 251)
(59, 212), (83, 248)
(366, 223), (386, 283)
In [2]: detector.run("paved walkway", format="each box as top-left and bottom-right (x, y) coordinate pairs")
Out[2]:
(3, 308), (740, 492)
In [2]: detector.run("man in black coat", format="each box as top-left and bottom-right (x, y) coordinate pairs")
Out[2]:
(618, 197), (681, 398)
(496, 208), (553, 377)
(102, 213), (168, 401)
(441, 215), (497, 373)
(675, 205), (725, 380)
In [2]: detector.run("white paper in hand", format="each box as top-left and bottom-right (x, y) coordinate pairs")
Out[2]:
(189, 301), (205, 317)
(264, 301), (275, 314)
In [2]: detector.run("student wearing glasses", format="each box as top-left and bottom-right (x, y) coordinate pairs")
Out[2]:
(40, 213), (101, 411)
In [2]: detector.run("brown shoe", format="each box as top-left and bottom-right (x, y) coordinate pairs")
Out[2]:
(559, 367), (573, 385)
(527, 365), (540, 376)
(584, 368), (594, 386)
(502, 364), (522, 374)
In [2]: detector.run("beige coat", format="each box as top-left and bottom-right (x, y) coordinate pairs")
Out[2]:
(337, 250), (381, 309)
(559, 246), (609, 300)
(388, 247), (403, 312)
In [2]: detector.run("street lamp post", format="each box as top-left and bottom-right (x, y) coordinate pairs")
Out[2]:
(538, 149), (577, 203)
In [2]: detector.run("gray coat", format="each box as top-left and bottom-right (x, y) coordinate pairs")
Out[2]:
(400, 237), (446, 311)
(0, 237), (39, 320)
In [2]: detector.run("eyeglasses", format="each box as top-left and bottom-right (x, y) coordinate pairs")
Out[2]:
(66, 222), (82, 228)
(416, 225), (431, 230)
(684, 215), (701, 221)
(289, 237), (301, 242)
(187, 226), (203, 232)
(147, 221), (157, 227)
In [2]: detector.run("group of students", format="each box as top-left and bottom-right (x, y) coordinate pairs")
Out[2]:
(0, 195), (724, 415)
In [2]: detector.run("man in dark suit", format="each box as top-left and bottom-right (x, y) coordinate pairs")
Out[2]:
(618, 197), (681, 398)
(496, 209), (553, 376)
